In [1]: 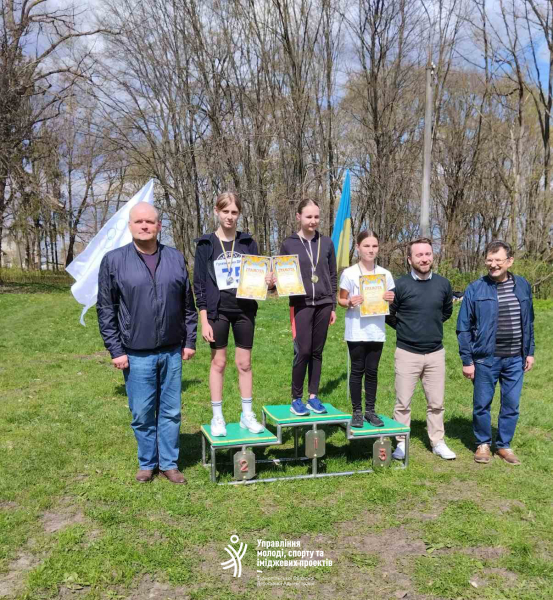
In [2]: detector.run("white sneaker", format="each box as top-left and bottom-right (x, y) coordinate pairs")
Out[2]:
(392, 441), (405, 460)
(210, 415), (227, 437)
(239, 412), (265, 434)
(432, 442), (456, 460)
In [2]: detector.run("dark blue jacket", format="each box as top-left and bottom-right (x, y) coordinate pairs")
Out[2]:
(456, 274), (535, 367)
(97, 243), (197, 358)
(193, 231), (259, 319)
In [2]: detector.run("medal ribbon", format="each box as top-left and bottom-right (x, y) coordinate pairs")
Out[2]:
(300, 234), (320, 278)
(358, 263), (376, 277)
(216, 232), (236, 280)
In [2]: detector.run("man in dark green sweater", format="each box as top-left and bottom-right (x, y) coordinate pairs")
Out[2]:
(387, 238), (456, 460)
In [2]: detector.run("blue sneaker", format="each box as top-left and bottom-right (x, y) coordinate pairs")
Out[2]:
(306, 397), (327, 414)
(290, 398), (310, 416)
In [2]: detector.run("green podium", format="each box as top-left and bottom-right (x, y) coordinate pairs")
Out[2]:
(342, 415), (411, 467)
(200, 423), (278, 483)
(262, 403), (351, 425)
(261, 403), (351, 481)
(200, 404), (410, 484)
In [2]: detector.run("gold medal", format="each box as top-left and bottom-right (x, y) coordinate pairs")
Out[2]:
(311, 274), (319, 283)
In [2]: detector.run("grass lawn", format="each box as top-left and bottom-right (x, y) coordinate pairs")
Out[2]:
(0, 287), (552, 600)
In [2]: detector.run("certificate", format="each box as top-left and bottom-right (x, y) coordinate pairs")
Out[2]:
(236, 255), (271, 301)
(359, 274), (389, 317)
(272, 255), (306, 297)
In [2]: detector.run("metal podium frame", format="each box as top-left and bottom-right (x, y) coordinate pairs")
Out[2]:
(201, 405), (410, 485)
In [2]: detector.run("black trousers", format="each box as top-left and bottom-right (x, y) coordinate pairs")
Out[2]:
(291, 304), (333, 399)
(347, 341), (384, 412)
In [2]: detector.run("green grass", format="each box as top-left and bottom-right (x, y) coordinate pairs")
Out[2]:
(0, 291), (552, 599)
(0, 268), (73, 291)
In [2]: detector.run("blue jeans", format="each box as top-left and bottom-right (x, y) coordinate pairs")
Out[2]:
(473, 356), (524, 449)
(124, 345), (182, 470)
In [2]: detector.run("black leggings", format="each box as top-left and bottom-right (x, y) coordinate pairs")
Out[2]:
(291, 304), (333, 399)
(347, 341), (384, 412)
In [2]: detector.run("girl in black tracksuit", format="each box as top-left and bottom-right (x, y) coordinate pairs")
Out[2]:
(279, 199), (337, 416)
(193, 192), (266, 437)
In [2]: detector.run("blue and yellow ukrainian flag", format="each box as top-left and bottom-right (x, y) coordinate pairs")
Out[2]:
(331, 169), (352, 269)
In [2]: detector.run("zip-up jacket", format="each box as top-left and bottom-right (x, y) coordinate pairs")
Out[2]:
(280, 232), (337, 309)
(193, 231), (259, 319)
(97, 243), (197, 359)
(456, 273), (535, 367)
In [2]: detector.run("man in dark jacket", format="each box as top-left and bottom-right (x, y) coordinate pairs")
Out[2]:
(457, 241), (535, 465)
(97, 202), (197, 483)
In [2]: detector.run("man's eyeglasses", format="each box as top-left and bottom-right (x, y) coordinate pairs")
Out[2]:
(485, 258), (509, 266)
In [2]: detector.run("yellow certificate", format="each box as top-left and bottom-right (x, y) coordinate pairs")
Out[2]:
(236, 255), (271, 301)
(273, 255), (306, 297)
(360, 274), (389, 317)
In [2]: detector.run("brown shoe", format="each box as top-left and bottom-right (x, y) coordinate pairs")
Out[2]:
(135, 469), (154, 483)
(160, 469), (187, 484)
(496, 448), (521, 465)
(474, 444), (492, 464)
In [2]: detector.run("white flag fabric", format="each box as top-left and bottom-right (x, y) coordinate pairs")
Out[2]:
(66, 179), (155, 325)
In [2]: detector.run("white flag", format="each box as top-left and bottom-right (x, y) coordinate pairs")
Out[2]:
(66, 179), (155, 325)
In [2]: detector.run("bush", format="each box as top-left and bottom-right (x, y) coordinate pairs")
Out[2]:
(435, 258), (553, 299)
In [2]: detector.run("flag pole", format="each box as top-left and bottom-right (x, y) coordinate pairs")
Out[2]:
(66, 179), (155, 325)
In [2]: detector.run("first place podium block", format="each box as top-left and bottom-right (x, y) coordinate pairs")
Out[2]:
(261, 403), (352, 481)
(262, 403), (351, 426)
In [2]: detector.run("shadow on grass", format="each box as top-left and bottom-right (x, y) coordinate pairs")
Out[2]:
(178, 431), (204, 469)
(235, 424), (378, 479)
(408, 419), (431, 450)
(445, 415), (497, 452)
(319, 372), (347, 397)
(409, 416), (497, 452)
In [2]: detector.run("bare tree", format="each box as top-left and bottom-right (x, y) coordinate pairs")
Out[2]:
(0, 0), (110, 267)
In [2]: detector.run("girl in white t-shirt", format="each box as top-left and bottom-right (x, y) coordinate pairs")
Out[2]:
(338, 231), (395, 428)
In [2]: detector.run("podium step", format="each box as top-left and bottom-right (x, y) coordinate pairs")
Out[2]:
(263, 403), (350, 425)
(201, 423), (279, 447)
(348, 415), (410, 437)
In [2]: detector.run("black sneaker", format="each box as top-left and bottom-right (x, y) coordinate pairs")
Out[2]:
(365, 411), (384, 427)
(351, 410), (364, 428)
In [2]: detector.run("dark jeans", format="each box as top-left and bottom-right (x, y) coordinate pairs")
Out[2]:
(347, 341), (384, 412)
(290, 304), (333, 399)
(473, 355), (524, 449)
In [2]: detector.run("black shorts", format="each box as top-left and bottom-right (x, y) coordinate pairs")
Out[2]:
(208, 311), (255, 350)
